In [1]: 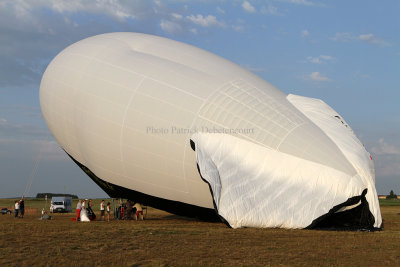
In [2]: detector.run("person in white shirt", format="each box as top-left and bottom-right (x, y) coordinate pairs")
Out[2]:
(133, 203), (144, 221)
(100, 200), (105, 221)
(14, 200), (19, 218)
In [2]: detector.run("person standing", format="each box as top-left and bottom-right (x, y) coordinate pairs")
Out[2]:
(125, 200), (133, 220)
(50, 202), (54, 213)
(19, 198), (25, 218)
(133, 202), (144, 221)
(100, 200), (105, 221)
(76, 200), (82, 221)
(87, 199), (96, 221)
(106, 202), (111, 222)
(80, 200), (90, 222)
(14, 200), (19, 218)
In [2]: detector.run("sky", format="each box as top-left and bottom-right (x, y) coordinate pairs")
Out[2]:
(0, 0), (399, 198)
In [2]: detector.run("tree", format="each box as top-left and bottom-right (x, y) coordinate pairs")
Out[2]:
(386, 190), (397, 199)
(36, 193), (79, 199)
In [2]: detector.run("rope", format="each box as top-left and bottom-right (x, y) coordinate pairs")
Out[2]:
(22, 132), (51, 198)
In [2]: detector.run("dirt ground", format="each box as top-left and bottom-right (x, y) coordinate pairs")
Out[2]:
(0, 199), (399, 266)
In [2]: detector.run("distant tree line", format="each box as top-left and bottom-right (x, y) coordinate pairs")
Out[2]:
(36, 193), (79, 199)
(386, 190), (398, 199)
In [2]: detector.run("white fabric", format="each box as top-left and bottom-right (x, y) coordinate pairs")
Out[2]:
(192, 95), (381, 229)
(80, 208), (90, 222)
(287, 94), (382, 228)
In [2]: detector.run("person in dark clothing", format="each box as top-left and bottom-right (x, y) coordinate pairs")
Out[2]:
(86, 199), (96, 221)
(19, 198), (25, 218)
(125, 200), (133, 220)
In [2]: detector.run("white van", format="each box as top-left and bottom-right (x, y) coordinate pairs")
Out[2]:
(50, 196), (73, 213)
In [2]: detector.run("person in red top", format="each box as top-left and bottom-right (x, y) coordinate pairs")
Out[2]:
(76, 200), (82, 221)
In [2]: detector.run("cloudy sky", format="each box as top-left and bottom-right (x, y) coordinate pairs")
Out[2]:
(0, 0), (399, 198)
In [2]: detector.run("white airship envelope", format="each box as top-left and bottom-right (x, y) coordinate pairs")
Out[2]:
(40, 32), (382, 229)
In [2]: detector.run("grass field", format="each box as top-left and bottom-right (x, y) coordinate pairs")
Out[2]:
(0, 198), (399, 266)
(379, 198), (400, 206)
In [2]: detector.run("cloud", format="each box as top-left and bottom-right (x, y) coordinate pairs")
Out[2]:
(307, 55), (334, 64)
(160, 20), (183, 35)
(371, 138), (400, 156)
(2, 0), (147, 22)
(232, 25), (245, 32)
(309, 72), (331, 81)
(261, 5), (281, 16)
(301, 29), (309, 37)
(0, 1), (228, 87)
(331, 32), (390, 46)
(171, 13), (183, 20)
(0, 0), (158, 87)
(373, 153), (400, 179)
(186, 14), (225, 28)
(277, 0), (317, 6)
(307, 57), (322, 64)
(290, 0), (315, 5)
(0, 118), (47, 140)
(0, 137), (66, 161)
(362, 134), (400, 183)
(330, 32), (355, 42)
(319, 55), (332, 60)
(242, 1), (256, 13)
(359, 33), (390, 46)
(0, 117), (66, 161)
(216, 6), (225, 14)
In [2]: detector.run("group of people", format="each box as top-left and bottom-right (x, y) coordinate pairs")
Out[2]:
(10, 197), (147, 222)
(12, 198), (144, 222)
(116, 200), (144, 220)
(75, 199), (111, 222)
(14, 198), (25, 218)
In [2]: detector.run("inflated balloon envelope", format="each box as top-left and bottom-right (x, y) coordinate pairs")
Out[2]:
(39, 32), (382, 230)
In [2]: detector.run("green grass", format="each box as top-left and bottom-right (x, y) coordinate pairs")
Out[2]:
(379, 198), (400, 206)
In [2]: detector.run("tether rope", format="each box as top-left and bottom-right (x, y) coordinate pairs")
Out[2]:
(22, 132), (51, 197)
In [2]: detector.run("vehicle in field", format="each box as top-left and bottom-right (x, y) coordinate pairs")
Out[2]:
(1, 208), (12, 215)
(50, 196), (72, 213)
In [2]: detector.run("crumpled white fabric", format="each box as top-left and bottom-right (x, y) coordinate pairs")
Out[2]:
(191, 95), (381, 229)
(80, 208), (90, 222)
(287, 94), (381, 228)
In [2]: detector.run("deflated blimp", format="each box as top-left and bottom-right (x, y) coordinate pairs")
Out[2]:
(40, 32), (382, 230)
